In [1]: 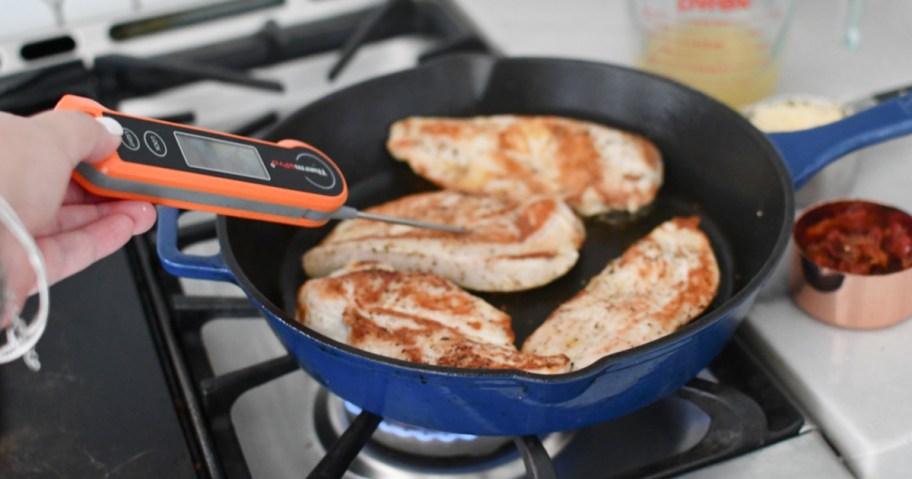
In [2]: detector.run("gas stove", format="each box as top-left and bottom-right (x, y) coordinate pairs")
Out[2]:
(129, 211), (806, 478)
(5, 1), (911, 478)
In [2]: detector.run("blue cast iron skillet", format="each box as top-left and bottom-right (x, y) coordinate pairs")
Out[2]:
(158, 55), (912, 436)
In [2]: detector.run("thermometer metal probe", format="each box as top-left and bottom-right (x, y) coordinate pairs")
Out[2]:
(55, 95), (465, 234)
(332, 206), (466, 232)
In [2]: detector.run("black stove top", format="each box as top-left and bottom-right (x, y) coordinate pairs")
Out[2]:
(0, 246), (196, 477)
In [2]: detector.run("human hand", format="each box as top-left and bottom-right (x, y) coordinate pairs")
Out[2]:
(0, 110), (157, 318)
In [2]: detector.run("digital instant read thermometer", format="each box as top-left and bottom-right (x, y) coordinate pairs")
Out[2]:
(54, 95), (463, 232)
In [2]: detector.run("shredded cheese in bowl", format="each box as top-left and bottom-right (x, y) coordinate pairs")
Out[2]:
(744, 95), (857, 208)
(746, 97), (845, 132)
(745, 97), (845, 133)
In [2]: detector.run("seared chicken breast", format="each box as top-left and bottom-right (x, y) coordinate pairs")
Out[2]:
(297, 262), (571, 374)
(303, 191), (585, 292)
(387, 115), (663, 216)
(523, 217), (719, 371)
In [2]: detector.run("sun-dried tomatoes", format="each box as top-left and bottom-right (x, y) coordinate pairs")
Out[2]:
(794, 201), (912, 275)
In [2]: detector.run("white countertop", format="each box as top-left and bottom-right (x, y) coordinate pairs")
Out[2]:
(458, 1), (912, 477)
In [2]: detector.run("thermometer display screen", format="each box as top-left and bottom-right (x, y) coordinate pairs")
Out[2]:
(174, 131), (270, 180)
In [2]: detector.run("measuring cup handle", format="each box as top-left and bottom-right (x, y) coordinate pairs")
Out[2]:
(156, 207), (236, 284)
(769, 93), (912, 188)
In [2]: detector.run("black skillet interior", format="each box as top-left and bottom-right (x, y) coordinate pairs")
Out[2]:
(224, 55), (790, 347)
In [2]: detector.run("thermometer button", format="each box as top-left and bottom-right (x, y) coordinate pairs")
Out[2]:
(121, 128), (141, 151)
(143, 131), (168, 157)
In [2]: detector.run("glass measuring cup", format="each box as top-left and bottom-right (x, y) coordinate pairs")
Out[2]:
(628, 0), (795, 108)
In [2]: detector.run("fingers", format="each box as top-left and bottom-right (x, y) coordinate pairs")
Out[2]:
(29, 110), (122, 167)
(62, 182), (101, 206)
(34, 216), (135, 292)
(30, 205), (156, 294)
(6, 200), (156, 298)
(0, 111), (122, 234)
(35, 200), (157, 237)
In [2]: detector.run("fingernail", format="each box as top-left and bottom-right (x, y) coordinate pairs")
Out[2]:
(95, 116), (123, 137)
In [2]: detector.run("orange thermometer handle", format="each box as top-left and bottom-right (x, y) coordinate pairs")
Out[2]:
(55, 95), (349, 227)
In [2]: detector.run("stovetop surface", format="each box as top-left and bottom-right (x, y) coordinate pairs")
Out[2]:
(0, 247), (196, 477)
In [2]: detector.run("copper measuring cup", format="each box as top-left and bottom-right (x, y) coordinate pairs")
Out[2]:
(788, 199), (912, 329)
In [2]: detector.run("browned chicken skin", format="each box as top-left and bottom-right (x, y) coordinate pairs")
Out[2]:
(523, 217), (720, 371)
(297, 262), (571, 374)
(296, 116), (718, 373)
(387, 115), (663, 216)
(303, 191), (585, 292)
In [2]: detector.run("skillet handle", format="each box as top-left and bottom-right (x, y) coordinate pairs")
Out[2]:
(156, 206), (237, 284)
(768, 92), (912, 188)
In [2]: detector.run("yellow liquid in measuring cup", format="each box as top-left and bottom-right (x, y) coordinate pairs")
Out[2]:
(639, 21), (780, 108)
